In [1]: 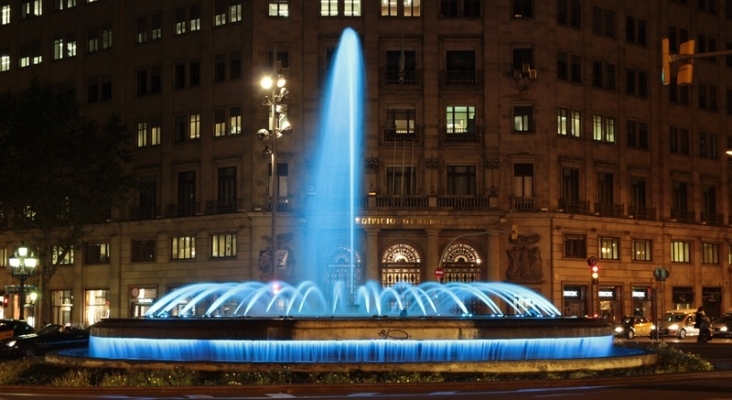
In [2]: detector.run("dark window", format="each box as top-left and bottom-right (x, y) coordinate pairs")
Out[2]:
(150, 66), (161, 93)
(446, 165), (476, 195)
(178, 171), (196, 215)
(131, 239), (156, 262)
(84, 243), (110, 264)
(630, 177), (646, 208)
(174, 62), (185, 89)
(214, 53), (226, 82)
(513, 0), (532, 18)
(564, 234), (586, 258)
(230, 51), (241, 80)
(189, 60), (200, 86)
(218, 167), (237, 208)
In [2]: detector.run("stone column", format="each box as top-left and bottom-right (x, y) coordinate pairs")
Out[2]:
(426, 228), (440, 282)
(365, 228), (380, 282)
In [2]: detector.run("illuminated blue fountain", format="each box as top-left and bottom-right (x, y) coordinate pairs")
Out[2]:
(81, 28), (650, 373)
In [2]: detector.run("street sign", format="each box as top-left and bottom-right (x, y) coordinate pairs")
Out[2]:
(434, 267), (445, 279)
(587, 256), (598, 266)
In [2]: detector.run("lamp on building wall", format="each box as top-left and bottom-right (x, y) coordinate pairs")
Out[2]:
(258, 74), (291, 281)
(8, 246), (37, 321)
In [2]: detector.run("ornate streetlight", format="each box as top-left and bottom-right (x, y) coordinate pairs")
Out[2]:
(8, 246), (37, 320)
(257, 74), (290, 281)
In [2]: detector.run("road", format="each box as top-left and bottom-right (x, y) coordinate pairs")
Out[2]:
(0, 338), (731, 399)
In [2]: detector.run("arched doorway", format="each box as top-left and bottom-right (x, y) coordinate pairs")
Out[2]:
(380, 243), (422, 287)
(440, 242), (482, 283)
(321, 244), (363, 300)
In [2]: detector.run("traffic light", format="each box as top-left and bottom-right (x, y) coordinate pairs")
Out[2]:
(591, 265), (599, 285)
(511, 224), (519, 240)
(677, 40), (695, 86)
(661, 38), (671, 86)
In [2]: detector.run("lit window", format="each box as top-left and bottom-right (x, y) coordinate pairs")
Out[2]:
(631, 239), (652, 261)
(599, 237), (620, 260)
(1, 4), (11, 25)
(171, 236), (196, 260)
(211, 233), (236, 258)
(671, 240), (691, 263)
(268, 0), (289, 17)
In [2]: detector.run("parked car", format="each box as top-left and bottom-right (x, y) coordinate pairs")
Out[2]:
(0, 319), (34, 340)
(614, 315), (655, 339)
(711, 314), (732, 338)
(0, 324), (89, 358)
(651, 309), (699, 339)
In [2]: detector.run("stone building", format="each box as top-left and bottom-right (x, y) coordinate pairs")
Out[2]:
(0, 0), (730, 327)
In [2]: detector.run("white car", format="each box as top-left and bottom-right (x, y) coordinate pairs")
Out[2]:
(653, 309), (699, 339)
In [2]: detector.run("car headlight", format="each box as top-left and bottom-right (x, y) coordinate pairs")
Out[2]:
(614, 326), (624, 333)
(651, 324), (656, 330)
(668, 324), (679, 330)
(721, 326), (728, 332)
(5, 340), (16, 347)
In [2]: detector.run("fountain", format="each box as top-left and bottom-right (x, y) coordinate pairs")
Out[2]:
(76, 28), (652, 373)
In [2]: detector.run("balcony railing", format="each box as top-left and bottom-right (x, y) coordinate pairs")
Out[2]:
(701, 212), (724, 226)
(205, 199), (241, 215)
(558, 199), (590, 215)
(627, 206), (656, 221)
(166, 202), (199, 218)
(670, 209), (695, 224)
(375, 196), (429, 208)
(511, 196), (535, 211)
(444, 128), (480, 143)
(383, 128), (418, 143)
(129, 205), (160, 221)
(383, 69), (419, 85)
(438, 196), (488, 208)
(442, 69), (481, 85)
(594, 203), (624, 218)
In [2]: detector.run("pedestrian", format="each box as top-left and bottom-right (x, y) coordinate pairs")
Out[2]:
(695, 306), (711, 342)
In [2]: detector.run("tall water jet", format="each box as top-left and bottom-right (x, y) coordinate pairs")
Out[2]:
(302, 27), (365, 294)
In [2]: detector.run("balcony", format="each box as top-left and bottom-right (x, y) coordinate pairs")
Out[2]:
(444, 128), (480, 143)
(670, 209), (695, 224)
(511, 196), (535, 212)
(166, 202), (199, 218)
(441, 69), (481, 86)
(627, 206), (656, 221)
(383, 69), (419, 85)
(594, 203), (624, 218)
(205, 199), (241, 215)
(438, 196), (488, 208)
(558, 199), (590, 215)
(383, 128), (418, 143)
(701, 212), (724, 226)
(128, 205), (160, 221)
(375, 196), (429, 208)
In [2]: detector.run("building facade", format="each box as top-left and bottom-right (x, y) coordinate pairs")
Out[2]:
(1, 0), (731, 327)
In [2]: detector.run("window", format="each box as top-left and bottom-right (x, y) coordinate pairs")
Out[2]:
(381, 0), (420, 16)
(21, 0), (42, 19)
(557, 0), (581, 28)
(513, 105), (533, 132)
(84, 242), (110, 264)
(217, 166), (237, 211)
(699, 132), (707, 157)
(445, 105), (476, 140)
(151, 12), (162, 40)
(592, 115), (616, 143)
(101, 24), (112, 49)
(131, 239), (156, 262)
(626, 120), (648, 149)
(53, 33), (77, 60)
(597, 172), (614, 205)
(386, 49), (416, 84)
(214, 0), (242, 25)
(625, 15), (647, 45)
(137, 119), (161, 147)
(177, 171), (197, 216)
(446, 165), (475, 195)
(190, 4), (201, 31)
(321, 0), (362, 17)
(136, 17), (148, 43)
(445, 50), (476, 84)
(269, 162), (289, 209)
(440, 0), (480, 18)
(175, 113), (201, 141)
(632, 239), (652, 261)
(175, 7), (187, 34)
(385, 108), (416, 141)
(171, 236), (196, 260)
(54, 0), (76, 10)
(626, 68), (648, 97)
(702, 243), (719, 264)
(513, 163), (534, 199)
(592, 5), (615, 37)
(0, 247), (5, 267)
(87, 75), (112, 103)
(0, 48), (7, 72)
(211, 234), (236, 258)
(87, 27), (99, 52)
(557, 108), (581, 137)
(599, 237), (620, 260)
(672, 181), (688, 212)
(561, 167), (580, 205)
(512, 0), (532, 18)
(669, 127), (690, 154)
(137, 178), (157, 219)
(703, 186), (717, 216)
(671, 240), (691, 263)
(386, 166), (416, 195)
(268, 0), (289, 17)
(52, 246), (74, 265)
(1, 4), (10, 25)
(564, 234), (586, 258)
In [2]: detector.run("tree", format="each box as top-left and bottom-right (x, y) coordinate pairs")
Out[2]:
(0, 80), (132, 325)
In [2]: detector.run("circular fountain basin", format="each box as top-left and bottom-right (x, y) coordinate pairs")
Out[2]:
(61, 317), (655, 373)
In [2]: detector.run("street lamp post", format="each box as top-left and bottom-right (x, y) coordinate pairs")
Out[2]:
(258, 74), (290, 282)
(8, 246), (38, 321)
